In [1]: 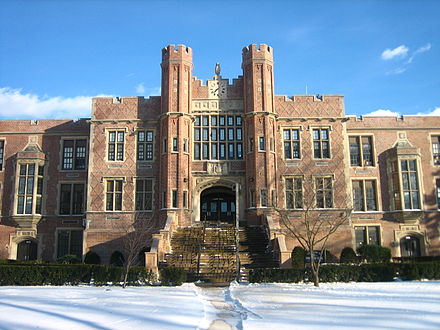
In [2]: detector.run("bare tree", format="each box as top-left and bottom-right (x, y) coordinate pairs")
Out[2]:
(276, 173), (352, 287)
(113, 212), (159, 288)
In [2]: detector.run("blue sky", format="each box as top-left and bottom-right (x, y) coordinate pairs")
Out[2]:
(0, 0), (439, 119)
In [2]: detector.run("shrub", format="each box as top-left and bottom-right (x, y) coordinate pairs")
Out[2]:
(323, 250), (339, 263)
(340, 247), (358, 264)
(291, 246), (305, 269)
(249, 268), (305, 283)
(160, 267), (187, 286)
(398, 262), (440, 280)
(57, 254), (81, 264)
(84, 251), (101, 265)
(357, 245), (391, 263)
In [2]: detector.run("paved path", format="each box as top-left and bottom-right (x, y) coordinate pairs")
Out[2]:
(196, 286), (245, 330)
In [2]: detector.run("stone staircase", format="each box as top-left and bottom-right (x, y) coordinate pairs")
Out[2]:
(238, 226), (278, 281)
(163, 222), (277, 284)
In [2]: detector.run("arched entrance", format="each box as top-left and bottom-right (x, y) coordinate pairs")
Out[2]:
(17, 239), (38, 261)
(200, 186), (235, 223)
(400, 235), (421, 257)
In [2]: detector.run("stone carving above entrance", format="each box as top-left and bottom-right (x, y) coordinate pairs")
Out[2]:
(207, 162), (228, 175)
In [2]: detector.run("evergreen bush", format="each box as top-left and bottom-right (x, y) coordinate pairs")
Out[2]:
(357, 245), (391, 263)
(57, 254), (81, 264)
(291, 246), (305, 269)
(160, 267), (187, 285)
(340, 247), (358, 264)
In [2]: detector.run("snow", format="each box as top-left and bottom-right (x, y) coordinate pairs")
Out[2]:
(1, 281), (440, 329)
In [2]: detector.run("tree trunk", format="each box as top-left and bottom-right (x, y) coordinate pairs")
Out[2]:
(313, 270), (320, 287)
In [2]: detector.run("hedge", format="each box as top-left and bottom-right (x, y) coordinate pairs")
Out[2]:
(397, 262), (440, 280)
(160, 267), (187, 286)
(0, 264), (154, 286)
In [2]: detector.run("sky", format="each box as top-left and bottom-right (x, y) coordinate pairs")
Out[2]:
(0, 0), (439, 119)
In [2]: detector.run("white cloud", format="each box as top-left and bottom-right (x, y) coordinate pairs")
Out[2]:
(135, 83), (145, 94)
(364, 109), (400, 116)
(386, 67), (407, 75)
(407, 43), (432, 64)
(416, 106), (440, 116)
(381, 45), (409, 60)
(0, 87), (108, 119)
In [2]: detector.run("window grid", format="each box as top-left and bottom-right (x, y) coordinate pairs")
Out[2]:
(260, 189), (268, 207)
(313, 128), (330, 159)
(57, 229), (83, 258)
(106, 179), (123, 211)
(401, 159), (420, 209)
(0, 140), (4, 171)
(352, 180), (377, 211)
(108, 131), (125, 161)
(194, 115), (243, 160)
(432, 136), (440, 165)
(285, 177), (303, 209)
(283, 129), (300, 159)
(135, 179), (153, 211)
(62, 139), (87, 170)
(315, 177), (333, 208)
(59, 183), (85, 215)
(349, 136), (374, 167)
(17, 164), (44, 215)
(355, 226), (380, 249)
(137, 130), (154, 161)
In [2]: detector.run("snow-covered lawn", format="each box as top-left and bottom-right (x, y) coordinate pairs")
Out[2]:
(0, 281), (439, 329)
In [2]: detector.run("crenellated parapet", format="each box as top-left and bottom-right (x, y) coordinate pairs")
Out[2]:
(161, 44), (193, 63)
(275, 95), (345, 118)
(92, 96), (161, 121)
(346, 114), (440, 129)
(242, 44), (274, 65)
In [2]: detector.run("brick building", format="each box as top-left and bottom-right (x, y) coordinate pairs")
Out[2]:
(1, 44), (439, 268)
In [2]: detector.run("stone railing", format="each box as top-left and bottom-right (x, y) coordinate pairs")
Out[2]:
(262, 213), (292, 269)
(145, 213), (177, 278)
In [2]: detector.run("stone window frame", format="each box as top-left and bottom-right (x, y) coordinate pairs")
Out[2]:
(313, 175), (334, 209)
(106, 128), (127, 162)
(134, 177), (154, 211)
(193, 113), (244, 161)
(57, 181), (86, 216)
(281, 126), (302, 161)
(54, 227), (83, 259)
(284, 175), (304, 210)
(135, 128), (155, 162)
(436, 178), (440, 210)
(348, 134), (376, 167)
(354, 225), (382, 249)
(351, 178), (380, 212)
(391, 158), (423, 211)
(104, 177), (124, 212)
(429, 133), (440, 166)
(14, 161), (45, 216)
(183, 190), (188, 209)
(59, 136), (88, 171)
(171, 189), (178, 209)
(311, 126), (331, 160)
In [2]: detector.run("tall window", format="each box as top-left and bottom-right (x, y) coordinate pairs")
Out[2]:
(194, 115), (243, 160)
(135, 179), (153, 211)
(259, 137), (266, 151)
(108, 131), (125, 161)
(313, 128), (330, 159)
(315, 177), (333, 208)
(57, 229), (83, 258)
(137, 130), (154, 161)
(352, 180), (377, 211)
(355, 226), (380, 249)
(59, 183), (85, 215)
(62, 139), (87, 170)
(172, 190), (178, 208)
(17, 163), (44, 214)
(260, 189), (267, 207)
(349, 136), (374, 166)
(106, 179), (123, 211)
(283, 129), (300, 159)
(249, 189), (255, 208)
(285, 177), (303, 209)
(0, 140), (4, 171)
(432, 136), (440, 165)
(437, 179), (440, 209)
(401, 160), (420, 209)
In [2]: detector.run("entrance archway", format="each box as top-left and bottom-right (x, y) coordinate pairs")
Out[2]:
(17, 239), (38, 261)
(400, 235), (421, 257)
(200, 186), (235, 223)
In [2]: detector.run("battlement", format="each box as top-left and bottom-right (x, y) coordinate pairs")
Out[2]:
(161, 44), (193, 62)
(242, 43), (273, 62)
(276, 94), (343, 103)
(346, 114), (440, 128)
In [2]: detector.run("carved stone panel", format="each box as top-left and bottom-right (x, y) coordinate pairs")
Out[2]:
(207, 162), (229, 175)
